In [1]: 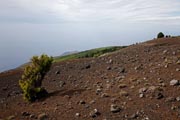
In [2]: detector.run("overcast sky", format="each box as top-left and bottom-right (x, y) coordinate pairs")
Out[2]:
(0, 0), (180, 71)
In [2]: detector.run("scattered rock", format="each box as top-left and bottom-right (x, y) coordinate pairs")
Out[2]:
(38, 113), (48, 120)
(2, 87), (8, 91)
(59, 81), (66, 87)
(171, 105), (177, 110)
(176, 97), (180, 101)
(165, 97), (176, 102)
(75, 113), (80, 117)
(139, 87), (147, 94)
(176, 60), (180, 64)
(164, 64), (168, 68)
(130, 113), (139, 119)
(163, 50), (168, 54)
(139, 93), (144, 98)
(106, 83), (112, 89)
(7, 115), (15, 120)
(119, 90), (129, 97)
(170, 79), (179, 86)
(90, 100), (96, 104)
(110, 104), (121, 113)
(42, 102), (47, 105)
(155, 93), (164, 99)
(22, 111), (30, 116)
(85, 64), (91, 69)
(108, 59), (113, 64)
(107, 66), (111, 70)
(89, 109), (100, 118)
(30, 114), (36, 119)
(55, 71), (60, 75)
(148, 86), (157, 93)
(79, 100), (86, 104)
(96, 88), (102, 94)
(118, 84), (127, 88)
(85, 104), (90, 108)
(101, 93), (109, 98)
(119, 67), (125, 73)
(116, 76), (125, 81)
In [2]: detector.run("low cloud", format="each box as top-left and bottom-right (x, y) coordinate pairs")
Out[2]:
(0, 0), (180, 24)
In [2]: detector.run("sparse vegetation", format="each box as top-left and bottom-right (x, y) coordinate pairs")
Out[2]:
(157, 32), (164, 38)
(19, 54), (53, 102)
(54, 46), (127, 62)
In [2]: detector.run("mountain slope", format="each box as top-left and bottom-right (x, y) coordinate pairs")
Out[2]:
(1, 37), (180, 120)
(54, 46), (126, 62)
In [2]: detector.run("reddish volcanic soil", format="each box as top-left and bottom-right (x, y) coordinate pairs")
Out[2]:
(1, 37), (180, 120)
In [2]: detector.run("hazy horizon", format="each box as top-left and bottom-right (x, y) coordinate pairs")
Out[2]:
(1, 0), (180, 72)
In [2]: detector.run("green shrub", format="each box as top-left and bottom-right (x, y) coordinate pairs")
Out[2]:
(157, 32), (164, 38)
(19, 54), (53, 102)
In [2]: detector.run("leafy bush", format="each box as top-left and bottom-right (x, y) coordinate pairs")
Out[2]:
(19, 54), (53, 102)
(157, 32), (164, 38)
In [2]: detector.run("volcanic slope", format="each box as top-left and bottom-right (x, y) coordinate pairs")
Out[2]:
(1, 37), (180, 120)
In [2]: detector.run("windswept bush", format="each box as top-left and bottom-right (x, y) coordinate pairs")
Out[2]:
(157, 32), (164, 38)
(19, 54), (53, 102)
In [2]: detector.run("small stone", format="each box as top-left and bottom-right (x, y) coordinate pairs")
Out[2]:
(54, 107), (58, 111)
(55, 71), (60, 74)
(108, 59), (113, 64)
(163, 50), (168, 54)
(101, 93), (109, 98)
(170, 79), (179, 86)
(156, 93), (164, 99)
(2, 87), (8, 91)
(130, 113), (138, 119)
(176, 60), (180, 64)
(90, 100), (96, 104)
(165, 97), (175, 102)
(118, 84), (127, 88)
(89, 109), (100, 118)
(139, 87), (147, 94)
(59, 81), (65, 87)
(79, 100), (86, 104)
(110, 104), (121, 113)
(117, 76), (125, 80)
(119, 67), (125, 73)
(85, 64), (91, 69)
(148, 86), (157, 92)
(85, 104), (90, 108)
(42, 102), (46, 105)
(171, 105), (177, 110)
(7, 115), (15, 120)
(75, 113), (80, 117)
(96, 88), (102, 94)
(176, 68), (180, 71)
(164, 64), (168, 68)
(176, 97), (180, 101)
(30, 114), (35, 119)
(107, 66), (111, 70)
(119, 90), (129, 97)
(139, 93), (144, 98)
(38, 113), (48, 120)
(22, 112), (30, 116)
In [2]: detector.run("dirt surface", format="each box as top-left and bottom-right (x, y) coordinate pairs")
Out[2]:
(1, 37), (180, 120)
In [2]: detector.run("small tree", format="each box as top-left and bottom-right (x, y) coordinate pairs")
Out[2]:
(19, 54), (53, 102)
(157, 32), (164, 38)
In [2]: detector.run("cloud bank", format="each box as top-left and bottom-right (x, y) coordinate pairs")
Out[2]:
(0, 0), (180, 24)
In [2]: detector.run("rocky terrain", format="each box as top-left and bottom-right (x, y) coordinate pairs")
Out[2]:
(1, 37), (180, 120)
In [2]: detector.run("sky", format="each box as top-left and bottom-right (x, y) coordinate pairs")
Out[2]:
(0, 0), (180, 72)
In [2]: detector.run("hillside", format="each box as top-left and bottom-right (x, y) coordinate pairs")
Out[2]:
(54, 46), (126, 62)
(1, 37), (180, 120)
